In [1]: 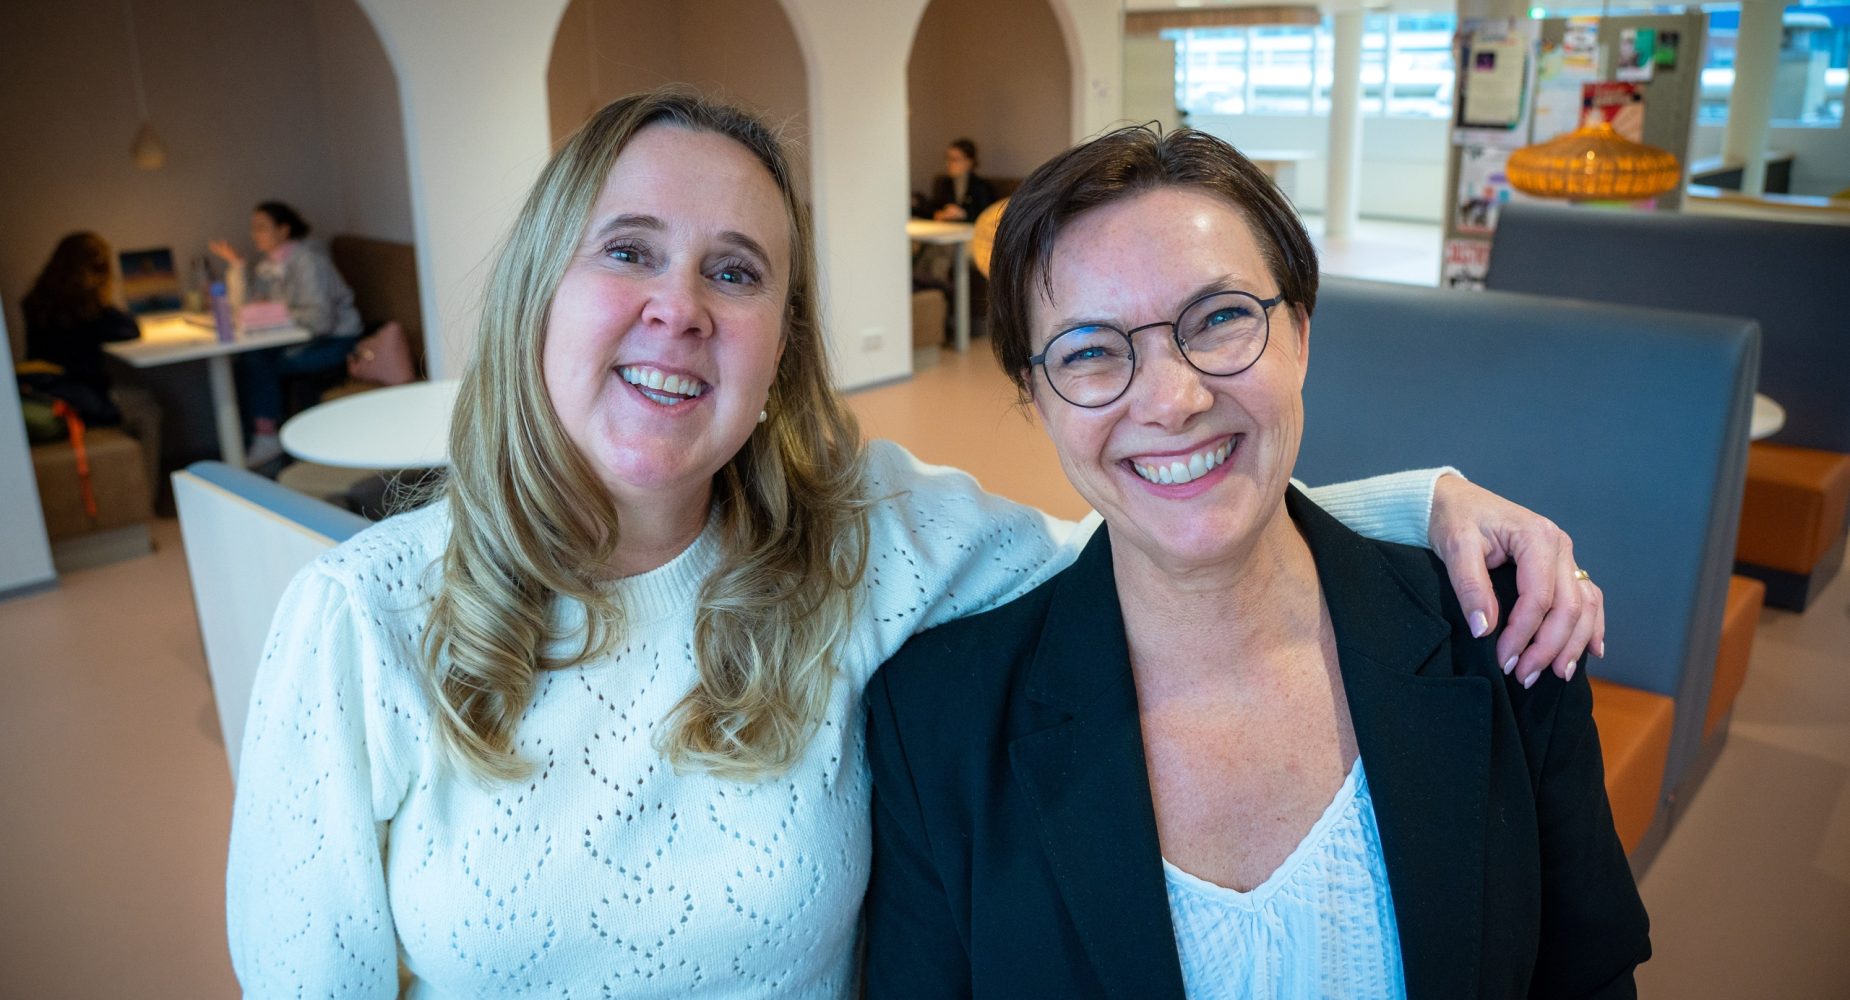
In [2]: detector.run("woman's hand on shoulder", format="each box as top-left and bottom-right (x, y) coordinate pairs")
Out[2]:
(1429, 474), (1604, 688)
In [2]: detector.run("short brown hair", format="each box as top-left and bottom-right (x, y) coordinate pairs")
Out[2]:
(987, 125), (1319, 397)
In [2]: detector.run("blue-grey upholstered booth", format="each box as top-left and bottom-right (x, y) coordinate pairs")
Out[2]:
(1294, 277), (1759, 852)
(1484, 202), (1850, 454)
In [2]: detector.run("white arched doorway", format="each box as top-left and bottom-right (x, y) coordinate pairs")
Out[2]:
(904, 0), (1076, 357)
(545, 0), (812, 189)
(906, 0), (1076, 199)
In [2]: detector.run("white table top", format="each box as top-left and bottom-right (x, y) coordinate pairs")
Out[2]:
(1751, 393), (1785, 441)
(907, 219), (976, 244)
(280, 378), (459, 469)
(104, 313), (311, 367)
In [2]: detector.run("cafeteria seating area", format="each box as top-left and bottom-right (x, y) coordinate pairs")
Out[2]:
(4, 0), (1848, 996)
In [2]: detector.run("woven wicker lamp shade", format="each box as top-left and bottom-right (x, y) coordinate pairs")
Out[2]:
(1506, 121), (1682, 200)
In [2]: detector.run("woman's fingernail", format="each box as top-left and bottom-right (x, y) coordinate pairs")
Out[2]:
(1595, 638), (1606, 659)
(1566, 662), (1578, 681)
(1523, 670), (1539, 689)
(1503, 656), (1518, 675)
(1471, 610), (1490, 638)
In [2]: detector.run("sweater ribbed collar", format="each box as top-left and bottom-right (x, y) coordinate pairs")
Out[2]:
(600, 516), (726, 628)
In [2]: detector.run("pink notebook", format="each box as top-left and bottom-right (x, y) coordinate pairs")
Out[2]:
(239, 301), (293, 330)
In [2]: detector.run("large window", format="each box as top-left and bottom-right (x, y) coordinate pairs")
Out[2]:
(1700, 3), (1848, 126)
(1171, 13), (1457, 120)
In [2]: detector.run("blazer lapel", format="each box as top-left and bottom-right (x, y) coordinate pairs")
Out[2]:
(1008, 526), (1189, 1000)
(1290, 489), (1493, 999)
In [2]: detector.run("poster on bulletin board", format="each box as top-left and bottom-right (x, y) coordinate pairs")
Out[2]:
(1617, 27), (1657, 81)
(1582, 81), (1647, 141)
(1532, 16), (1601, 142)
(1454, 18), (1538, 148)
(1441, 239), (1493, 290)
(1454, 146), (1514, 235)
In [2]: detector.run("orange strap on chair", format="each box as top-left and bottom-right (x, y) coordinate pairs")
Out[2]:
(50, 400), (98, 520)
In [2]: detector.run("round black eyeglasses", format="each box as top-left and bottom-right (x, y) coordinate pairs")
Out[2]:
(1027, 290), (1284, 408)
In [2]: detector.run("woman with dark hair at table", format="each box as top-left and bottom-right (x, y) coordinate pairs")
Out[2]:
(210, 200), (363, 466)
(916, 138), (999, 223)
(863, 125), (1647, 999)
(22, 231), (163, 495)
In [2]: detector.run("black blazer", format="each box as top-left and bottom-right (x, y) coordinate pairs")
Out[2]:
(863, 488), (1650, 999)
(916, 172), (998, 222)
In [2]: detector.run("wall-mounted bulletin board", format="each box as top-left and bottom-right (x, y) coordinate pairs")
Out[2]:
(1439, 11), (1706, 288)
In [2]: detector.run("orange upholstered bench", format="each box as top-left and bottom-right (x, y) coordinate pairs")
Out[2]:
(1736, 443), (1850, 610)
(1588, 678), (1675, 855)
(1706, 576), (1766, 739)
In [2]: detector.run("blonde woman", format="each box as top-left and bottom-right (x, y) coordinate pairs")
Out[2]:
(227, 91), (1602, 997)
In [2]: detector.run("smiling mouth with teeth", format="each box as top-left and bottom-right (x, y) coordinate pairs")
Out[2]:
(618, 365), (710, 406)
(1130, 438), (1235, 486)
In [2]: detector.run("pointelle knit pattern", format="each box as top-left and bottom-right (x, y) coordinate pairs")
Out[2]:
(227, 440), (1444, 998)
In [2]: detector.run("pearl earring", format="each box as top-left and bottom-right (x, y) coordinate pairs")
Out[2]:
(758, 409), (768, 424)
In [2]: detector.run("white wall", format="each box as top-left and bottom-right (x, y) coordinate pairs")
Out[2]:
(908, 0), (1073, 192)
(1689, 121), (1850, 198)
(546, 0), (811, 191)
(0, 306), (56, 598)
(312, 0), (416, 242)
(1190, 113), (1451, 224)
(352, 0), (1122, 388)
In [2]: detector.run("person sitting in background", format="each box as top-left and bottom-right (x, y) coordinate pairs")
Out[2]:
(209, 200), (362, 467)
(22, 231), (164, 496)
(916, 137), (997, 223)
(912, 139), (1001, 341)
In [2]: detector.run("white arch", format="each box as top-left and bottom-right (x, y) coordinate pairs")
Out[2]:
(1045, 0), (1126, 142)
(347, 0), (1120, 385)
(352, 0), (569, 377)
(900, 0), (1103, 145)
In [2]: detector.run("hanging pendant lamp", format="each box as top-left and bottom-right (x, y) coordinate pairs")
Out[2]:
(1506, 119), (1680, 200)
(1505, 0), (1679, 201)
(123, 0), (166, 170)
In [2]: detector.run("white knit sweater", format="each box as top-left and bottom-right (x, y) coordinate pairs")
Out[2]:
(226, 441), (1443, 998)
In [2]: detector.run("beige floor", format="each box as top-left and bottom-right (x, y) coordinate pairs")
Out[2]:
(4, 328), (1847, 998)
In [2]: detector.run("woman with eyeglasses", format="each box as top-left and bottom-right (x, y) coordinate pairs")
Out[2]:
(862, 126), (1649, 999)
(227, 92), (1607, 997)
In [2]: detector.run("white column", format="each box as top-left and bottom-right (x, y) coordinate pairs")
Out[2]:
(354, 0), (567, 379)
(1325, 7), (1365, 239)
(1722, 0), (1785, 197)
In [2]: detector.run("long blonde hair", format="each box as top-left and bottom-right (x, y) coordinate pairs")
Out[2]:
(425, 89), (869, 783)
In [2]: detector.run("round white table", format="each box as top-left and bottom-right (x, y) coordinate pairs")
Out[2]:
(280, 379), (460, 469)
(1751, 393), (1785, 441)
(907, 219), (976, 353)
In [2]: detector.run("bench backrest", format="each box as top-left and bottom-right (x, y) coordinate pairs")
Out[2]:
(173, 462), (368, 779)
(331, 234), (424, 372)
(1485, 202), (1849, 453)
(1294, 277), (1759, 800)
